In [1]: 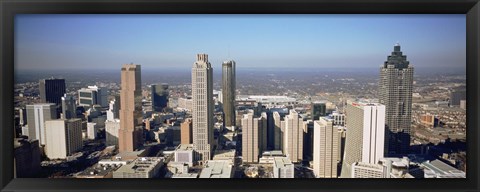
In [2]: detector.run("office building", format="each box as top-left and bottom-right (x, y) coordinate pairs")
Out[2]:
(330, 111), (345, 126)
(351, 157), (410, 178)
(78, 85), (109, 107)
(311, 102), (327, 120)
(14, 138), (41, 178)
(105, 119), (120, 147)
(177, 96), (193, 112)
(44, 118), (83, 159)
(313, 117), (341, 178)
(379, 43), (414, 155)
(269, 108), (288, 150)
(340, 102), (385, 178)
(26, 103), (58, 145)
(283, 110), (303, 163)
(119, 64), (144, 152)
(174, 144), (194, 166)
(106, 96), (120, 121)
(61, 93), (77, 119)
(39, 78), (66, 106)
(191, 54), (214, 162)
(273, 157), (294, 178)
(181, 118), (193, 144)
(222, 60), (236, 129)
(87, 122), (99, 140)
(199, 160), (234, 178)
(241, 111), (267, 163)
(351, 162), (384, 178)
(113, 157), (164, 178)
(151, 83), (169, 112)
(450, 88), (466, 106)
(422, 159), (466, 178)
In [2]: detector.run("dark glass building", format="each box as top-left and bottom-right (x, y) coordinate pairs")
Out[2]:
(151, 83), (169, 112)
(39, 78), (66, 106)
(311, 102), (327, 121)
(222, 60), (236, 128)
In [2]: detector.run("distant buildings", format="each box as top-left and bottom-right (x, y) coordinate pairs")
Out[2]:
(313, 117), (342, 178)
(241, 111), (267, 163)
(44, 118), (83, 159)
(311, 102), (326, 121)
(222, 60), (236, 129)
(379, 43), (414, 155)
(61, 93), (77, 119)
(192, 54), (215, 162)
(177, 96), (193, 112)
(118, 64), (144, 152)
(26, 103), (58, 145)
(180, 118), (193, 144)
(39, 78), (66, 106)
(283, 110), (303, 163)
(237, 95), (297, 108)
(14, 138), (41, 178)
(273, 157), (294, 178)
(113, 157), (164, 178)
(450, 88), (466, 106)
(78, 85), (108, 107)
(151, 83), (169, 112)
(340, 102), (385, 178)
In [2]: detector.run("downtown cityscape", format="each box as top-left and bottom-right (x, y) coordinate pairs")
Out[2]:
(13, 15), (466, 179)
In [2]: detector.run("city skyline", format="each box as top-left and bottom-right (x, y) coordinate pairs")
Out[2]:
(16, 14), (465, 71)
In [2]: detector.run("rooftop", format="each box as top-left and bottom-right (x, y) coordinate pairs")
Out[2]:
(114, 157), (164, 174)
(199, 160), (233, 178)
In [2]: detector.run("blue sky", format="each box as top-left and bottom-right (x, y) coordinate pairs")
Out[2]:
(15, 14), (466, 71)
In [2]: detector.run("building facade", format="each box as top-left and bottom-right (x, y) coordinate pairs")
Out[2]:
(105, 119), (120, 147)
(311, 102), (327, 121)
(313, 117), (341, 178)
(151, 83), (169, 112)
(180, 118), (193, 144)
(283, 110), (303, 163)
(14, 138), (41, 178)
(61, 93), (77, 119)
(39, 78), (66, 106)
(78, 85), (109, 107)
(44, 118), (83, 159)
(26, 103), (58, 145)
(222, 60), (236, 129)
(241, 111), (267, 163)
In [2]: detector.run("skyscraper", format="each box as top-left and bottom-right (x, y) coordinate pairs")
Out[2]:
(26, 103), (58, 145)
(313, 117), (341, 178)
(39, 78), (66, 106)
(118, 64), (144, 152)
(151, 83), (169, 112)
(78, 85), (109, 107)
(283, 110), (303, 163)
(61, 93), (76, 119)
(222, 60), (236, 129)
(44, 118), (83, 159)
(192, 54), (214, 162)
(241, 111), (267, 163)
(340, 101), (385, 178)
(379, 43), (414, 155)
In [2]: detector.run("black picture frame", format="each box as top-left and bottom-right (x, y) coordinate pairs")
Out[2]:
(1, 0), (479, 192)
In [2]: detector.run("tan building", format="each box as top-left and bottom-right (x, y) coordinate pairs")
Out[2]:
(313, 117), (341, 178)
(273, 111), (283, 150)
(241, 111), (267, 163)
(192, 54), (214, 162)
(180, 118), (193, 144)
(44, 118), (83, 159)
(283, 110), (303, 163)
(119, 64), (144, 152)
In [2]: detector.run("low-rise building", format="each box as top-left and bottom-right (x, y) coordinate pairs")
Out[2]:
(113, 157), (164, 178)
(174, 144), (194, 166)
(422, 159), (466, 178)
(273, 157), (294, 178)
(199, 160), (234, 178)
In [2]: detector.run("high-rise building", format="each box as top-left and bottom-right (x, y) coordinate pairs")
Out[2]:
(61, 93), (77, 119)
(151, 84), (169, 112)
(14, 138), (41, 178)
(26, 103), (58, 145)
(241, 111), (267, 163)
(313, 117), (341, 178)
(379, 43), (414, 155)
(181, 118), (193, 144)
(119, 64), (144, 152)
(283, 110), (303, 163)
(340, 102), (385, 178)
(192, 54), (215, 162)
(311, 102), (327, 121)
(106, 96), (120, 121)
(78, 85), (109, 107)
(105, 119), (120, 147)
(44, 118), (83, 159)
(39, 78), (66, 106)
(222, 60), (236, 129)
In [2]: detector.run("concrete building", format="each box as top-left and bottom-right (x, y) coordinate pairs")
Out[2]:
(177, 96), (193, 112)
(87, 122), (99, 140)
(106, 96), (120, 121)
(44, 118), (83, 159)
(273, 157), (294, 178)
(180, 118), (193, 144)
(222, 60), (236, 129)
(61, 93), (77, 119)
(241, 111), (267, 163)
(113, 157), (164, 178)
(330, 111), (345, 126)
(351, 157), (410, 178)
(271, 109), (288, 150)
(283, 110), (303, 163)
(313, 117), (341, 178)
(311, 101), (327, 120)
(379, 43), (414, 155)
(422, 159), (466, 178)
(351, 162), (384, 178)
(119, 64), (144, 152)
(191, 54), (215, 162)
(340, 102), (385, 178)
(105, 119), (120, 147)
(78, 85), (109, 107)
(199, 160), (234, 178)
(151, 83), (169, 112)
(14, 138), (41, 178)
(39, 78), (66, 106)
(26, 103), (58, 145)
(75, 163), (122, 178)
(174, 144), (194, 166)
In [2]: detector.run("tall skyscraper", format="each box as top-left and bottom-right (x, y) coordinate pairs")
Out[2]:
(222, 60), (236, 129)
(311, 102), (327, 121)
(313, 117), (341, 178)
(26, 103), (58, 145)
(241, 111), (267, 163)
(44, 118), (83, 159)
(379, 43), (414, 155)
(39, 78), (66, 106)
(192, 54), (214, 162)
(151, 83), (169, 112)
(61, 93), (77, 119)
(118, 64), (144, 152)
(283, 110), (303, 163)
(340, 102), (385, 178)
